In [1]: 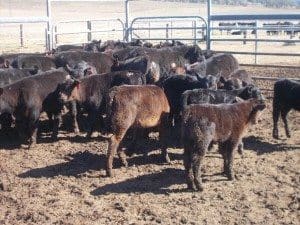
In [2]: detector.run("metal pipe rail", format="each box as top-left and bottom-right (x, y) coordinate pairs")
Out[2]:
(0, 17), (49, 23)
(55, 29), (124, 36)
(213, 51), (300, 57)
(211, 26), (300, 31)
(211, 38), (300, 43)
(210, 14), (300, 21)
(131, 38), (205, 41)
(131, 26), (206, 31)
(53, 18), (125, 47)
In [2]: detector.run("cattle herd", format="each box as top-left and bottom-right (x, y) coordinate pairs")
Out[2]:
(0, 39), (299, 191)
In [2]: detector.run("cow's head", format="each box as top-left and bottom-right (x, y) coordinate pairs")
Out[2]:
(240, 85), (265, 101)
(65, 61), (96, 79)
(184, 45), (202, 64)
(218, 76), (234, 90)
(58, 78), (81, 103)
(84, 40), (102, 52)
(206, 75), (219, 90)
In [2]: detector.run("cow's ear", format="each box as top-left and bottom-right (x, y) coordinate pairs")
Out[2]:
(0, 88), (3, 96)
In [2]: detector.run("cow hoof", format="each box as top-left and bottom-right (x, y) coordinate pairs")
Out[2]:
(21, 144), (29, 149)
(273, 135), (279, 139)
(51, 135), (58, 141)
(227, 174), (234, 181)
(100, 133), (113, 139)
(106, 170), (114, 177)
(196, 186), (204, 192)
(85, 133), (92, 139)
(272, 132), (279, 139)
(186, 185), (196, 192)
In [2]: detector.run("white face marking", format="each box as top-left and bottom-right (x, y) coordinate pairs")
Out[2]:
(127, 72), (134, 77)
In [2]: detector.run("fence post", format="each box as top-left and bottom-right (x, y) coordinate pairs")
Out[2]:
(54, 25), (58, 47)
(207, 0), (211, 50)
(243, 30), (247, 44)
(166, 23), (169, 39)
(148, 21), (151, 40)
(254, 20), (258, 64)
(20, 24), (24, 47)
(45, 28), (48, 51)
(87, 21), (92, 42)
(193, 20), (196, 45)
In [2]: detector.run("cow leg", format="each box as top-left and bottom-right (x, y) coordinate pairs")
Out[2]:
(281, 108), (291, 138)
(0, 113), (13, 134)
(106, 132), (126, 177)
(70, 101), (79, 133)
(117, 148), (128, 168)
(159, 114), (171, 163)
(51, 113), (61, 140)
(86, 108), (97, 139)
(192, 152), (204, 192)
(272, 104), (280, 139)
(183, 147), (195, 190)
(222, 140), (236, 181)
(219, 142), (229, 176)
(237, 141), (244, 156)
(28, 109), (40, 149)
(46, 111), (53, 130)
(126, 128), (138, 157)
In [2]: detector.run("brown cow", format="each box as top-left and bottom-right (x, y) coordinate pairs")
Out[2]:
(105, 85), (171, 177)
(181, 99), (266, 191)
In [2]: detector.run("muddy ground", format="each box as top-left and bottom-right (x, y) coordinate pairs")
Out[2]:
(0, 66), (299, 225)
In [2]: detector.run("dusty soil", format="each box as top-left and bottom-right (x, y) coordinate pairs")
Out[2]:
(0, 66), (299, 225)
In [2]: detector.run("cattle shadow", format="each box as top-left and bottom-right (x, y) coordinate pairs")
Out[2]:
(18, 151), (107, 178)
(91, 168), (230, 196)
(243, 135), (299, 155)
(91, 168), (186, 195)
(0, 128), (25, 150)
(18, 150), (182, 179)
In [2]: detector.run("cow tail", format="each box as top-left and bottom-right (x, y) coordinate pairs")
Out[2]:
(104, 88), (118, 135)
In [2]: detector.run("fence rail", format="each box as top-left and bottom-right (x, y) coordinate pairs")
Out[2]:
(52, 19), (125, 47)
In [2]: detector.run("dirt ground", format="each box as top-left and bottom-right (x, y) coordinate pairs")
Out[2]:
(0, 66), (299, 225)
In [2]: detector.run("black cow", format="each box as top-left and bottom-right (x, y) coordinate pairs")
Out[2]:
(58, 70), (145, 138)
(273, 79), (300, 139)
(0, 69), (70, 148)
(162, 75), (210, 126)
(113, 45), (202, 76)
